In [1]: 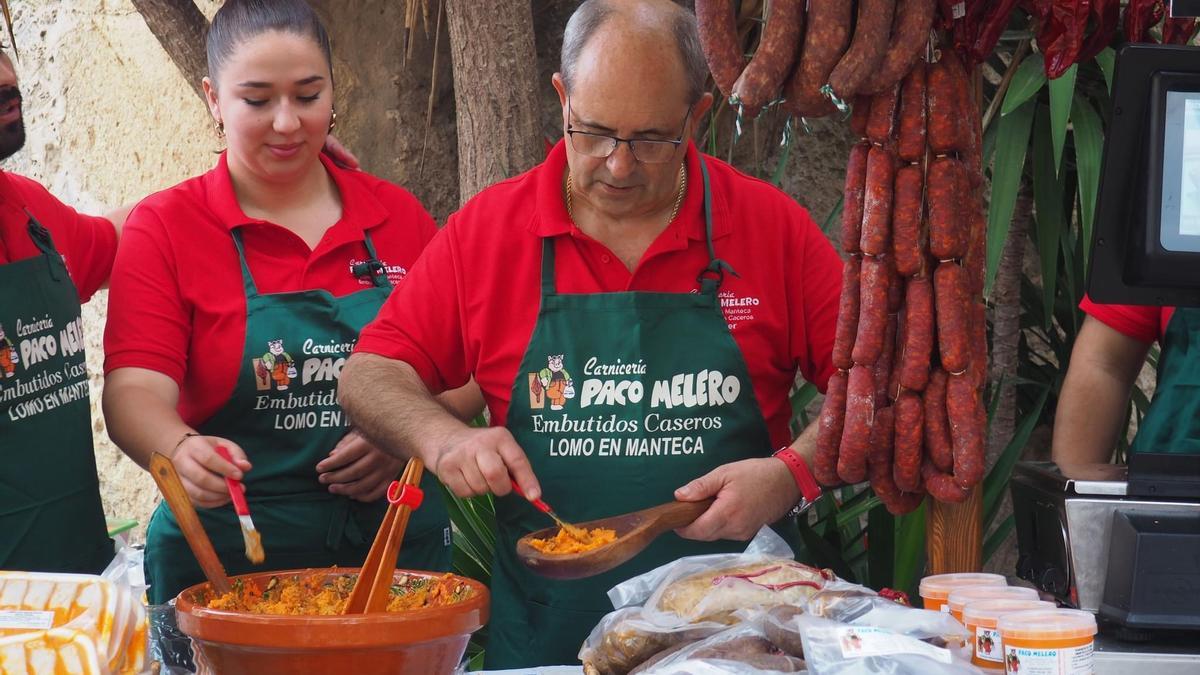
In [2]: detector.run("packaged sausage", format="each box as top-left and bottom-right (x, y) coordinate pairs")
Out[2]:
(796, 614), (983, 674)
(632, 620), (806, 674)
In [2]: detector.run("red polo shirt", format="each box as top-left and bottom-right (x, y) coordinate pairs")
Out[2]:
(0, 171), (116, 302)
(355, 140), (842, 449)
(1079, 294), (1174, 344)
(104, 153), (438, 426)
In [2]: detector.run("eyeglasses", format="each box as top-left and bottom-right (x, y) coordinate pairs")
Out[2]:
(566, 98), (691, 164)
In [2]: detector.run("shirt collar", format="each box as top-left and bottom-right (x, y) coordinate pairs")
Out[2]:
(530, 139), (731, 243)
(202, 152), (390, 244)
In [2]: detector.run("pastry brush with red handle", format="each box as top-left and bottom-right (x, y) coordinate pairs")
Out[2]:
(214, 445), (264, 564)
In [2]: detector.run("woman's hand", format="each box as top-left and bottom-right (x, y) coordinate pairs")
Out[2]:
(171, 435), (253, 508)
(316, 431), (404, 502)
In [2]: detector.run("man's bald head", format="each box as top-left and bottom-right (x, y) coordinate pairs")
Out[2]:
(560, 0), (708, 105)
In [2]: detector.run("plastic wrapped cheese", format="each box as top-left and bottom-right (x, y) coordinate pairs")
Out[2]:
(0, 571), (144, 674)
(0, 628), (105, 675)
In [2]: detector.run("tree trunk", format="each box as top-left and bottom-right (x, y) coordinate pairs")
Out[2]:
(980, 180), (1031, 575)
(129, 0), (209, 102)
(445, 0), (543, 203)
(309, 0), (461, 220)
(987, 180), (1033, 465)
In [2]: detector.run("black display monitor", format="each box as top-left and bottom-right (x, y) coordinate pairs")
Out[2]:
(1090, 44), (1200, 306)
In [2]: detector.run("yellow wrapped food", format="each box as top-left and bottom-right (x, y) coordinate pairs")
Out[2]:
(0, 571), (144, 674)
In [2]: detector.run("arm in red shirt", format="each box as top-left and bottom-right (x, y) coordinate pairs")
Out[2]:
(1053, 297), (1158, 465)
(345, 217), (542, 500)
(8, 174), (117, 302)
(103, 205), (193, 384)
(354, 220), (471, 393)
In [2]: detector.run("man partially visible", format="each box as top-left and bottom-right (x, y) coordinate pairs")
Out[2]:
(0, 47), (129, 573)
(339, 0), (842, 666)
(1053, 298), (1175, 464)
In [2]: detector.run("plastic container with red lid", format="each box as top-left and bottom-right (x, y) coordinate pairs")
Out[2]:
(998, 608), (1097, 675)
(961, 599), (1056, 670)
(946, 585), (1040, 622)
(918, 573), (1006, 612)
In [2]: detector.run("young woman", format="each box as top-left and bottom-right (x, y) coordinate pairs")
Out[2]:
(103, 0), (476, 603)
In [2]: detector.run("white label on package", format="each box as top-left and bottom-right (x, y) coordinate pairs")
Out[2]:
(952, 2), (967, 18)
(0, 610), (54, 630)
(975, 626), (1003, 663)
(1004, 642), (1094, 675)
(836, 626), (953, 663)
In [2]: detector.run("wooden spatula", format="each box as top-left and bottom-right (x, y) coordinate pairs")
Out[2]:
(149, 452), (232, 595)
(515, 498), (714, 580)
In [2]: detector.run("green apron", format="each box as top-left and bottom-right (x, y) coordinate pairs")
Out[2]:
(1128, 308), (1200, 455)
(486, 157), (800, 668)
(0, 212), (112, 573)
(145, 227), (450, 603)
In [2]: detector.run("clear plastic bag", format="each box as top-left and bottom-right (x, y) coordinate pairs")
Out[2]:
(802, 581), (969, 646)
(147, 602), (196, 674)
(632, 620), (806, 675)
(579, 607), (724, 675)
(607, 527), (796, 610)
(797, 615), (982, 675)
(608, 528), (832, 628)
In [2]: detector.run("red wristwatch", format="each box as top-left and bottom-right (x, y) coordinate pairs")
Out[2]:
(773, 446), (823, 516)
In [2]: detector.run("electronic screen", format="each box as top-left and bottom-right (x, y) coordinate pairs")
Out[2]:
(1089, 45), (1200, 307)
(1159, 91), (1200, 252)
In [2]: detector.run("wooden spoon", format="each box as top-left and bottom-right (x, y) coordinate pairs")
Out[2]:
(148, 452), (232, 595)
(515, 498), (714, 580)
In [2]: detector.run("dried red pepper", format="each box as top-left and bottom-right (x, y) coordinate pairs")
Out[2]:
(1077, 0), (1120, 63)
(1037, 0), (1092, 79)
(1162, 17), (1200, 45)
(1124, 0), (1165, 43)
(969, 0), (1021, 65)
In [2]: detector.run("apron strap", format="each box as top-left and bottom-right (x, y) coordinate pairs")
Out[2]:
(357, 231), (393, 290)
(24, 209), (63, 282)
(540, 237), (557, 297)
(696, 155), (739, 295)
(230, 228), (260, 297)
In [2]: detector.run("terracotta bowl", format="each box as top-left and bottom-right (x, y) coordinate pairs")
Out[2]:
(174, 568), (489, 675)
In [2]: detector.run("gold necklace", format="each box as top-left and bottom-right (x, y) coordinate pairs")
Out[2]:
(565, 164), (687, 225)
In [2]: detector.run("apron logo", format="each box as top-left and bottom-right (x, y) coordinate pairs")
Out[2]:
(349, 258), (407, 285)
(528, 354), (576, 411)
(253, 339), (298, 391)
(0, 323), (17, 380)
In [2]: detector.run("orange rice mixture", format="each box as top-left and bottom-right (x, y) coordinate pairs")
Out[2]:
(202, 570), (474, 615)
(528, 526), (617, 555)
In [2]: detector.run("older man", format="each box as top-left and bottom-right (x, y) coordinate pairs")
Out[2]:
(340, 0), (842, 666)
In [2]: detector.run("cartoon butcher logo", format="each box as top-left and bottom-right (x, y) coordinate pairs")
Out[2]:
(254, 339), (298, 391)
(531, 354), (575, 411)
(0, 322), (18, 379)
(978, 633), (995, 655)
(1007, 651), (1021, 673)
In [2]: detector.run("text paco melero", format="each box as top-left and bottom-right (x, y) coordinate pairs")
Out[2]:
(577, 363), (741, 409)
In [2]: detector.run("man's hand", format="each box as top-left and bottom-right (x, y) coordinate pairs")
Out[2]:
(673, 457), (800, 541)
(171, 435), (253, 508)
(322, 134), (360, 170)
(428, 426), (542, 500)
(316, 431), (404, 502)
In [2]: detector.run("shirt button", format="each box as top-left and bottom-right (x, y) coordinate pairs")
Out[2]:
(601, 254), (611, 263)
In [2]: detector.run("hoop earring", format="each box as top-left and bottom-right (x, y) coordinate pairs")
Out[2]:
(328, 109), (337, 133)
(214, 119), (225, 139)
